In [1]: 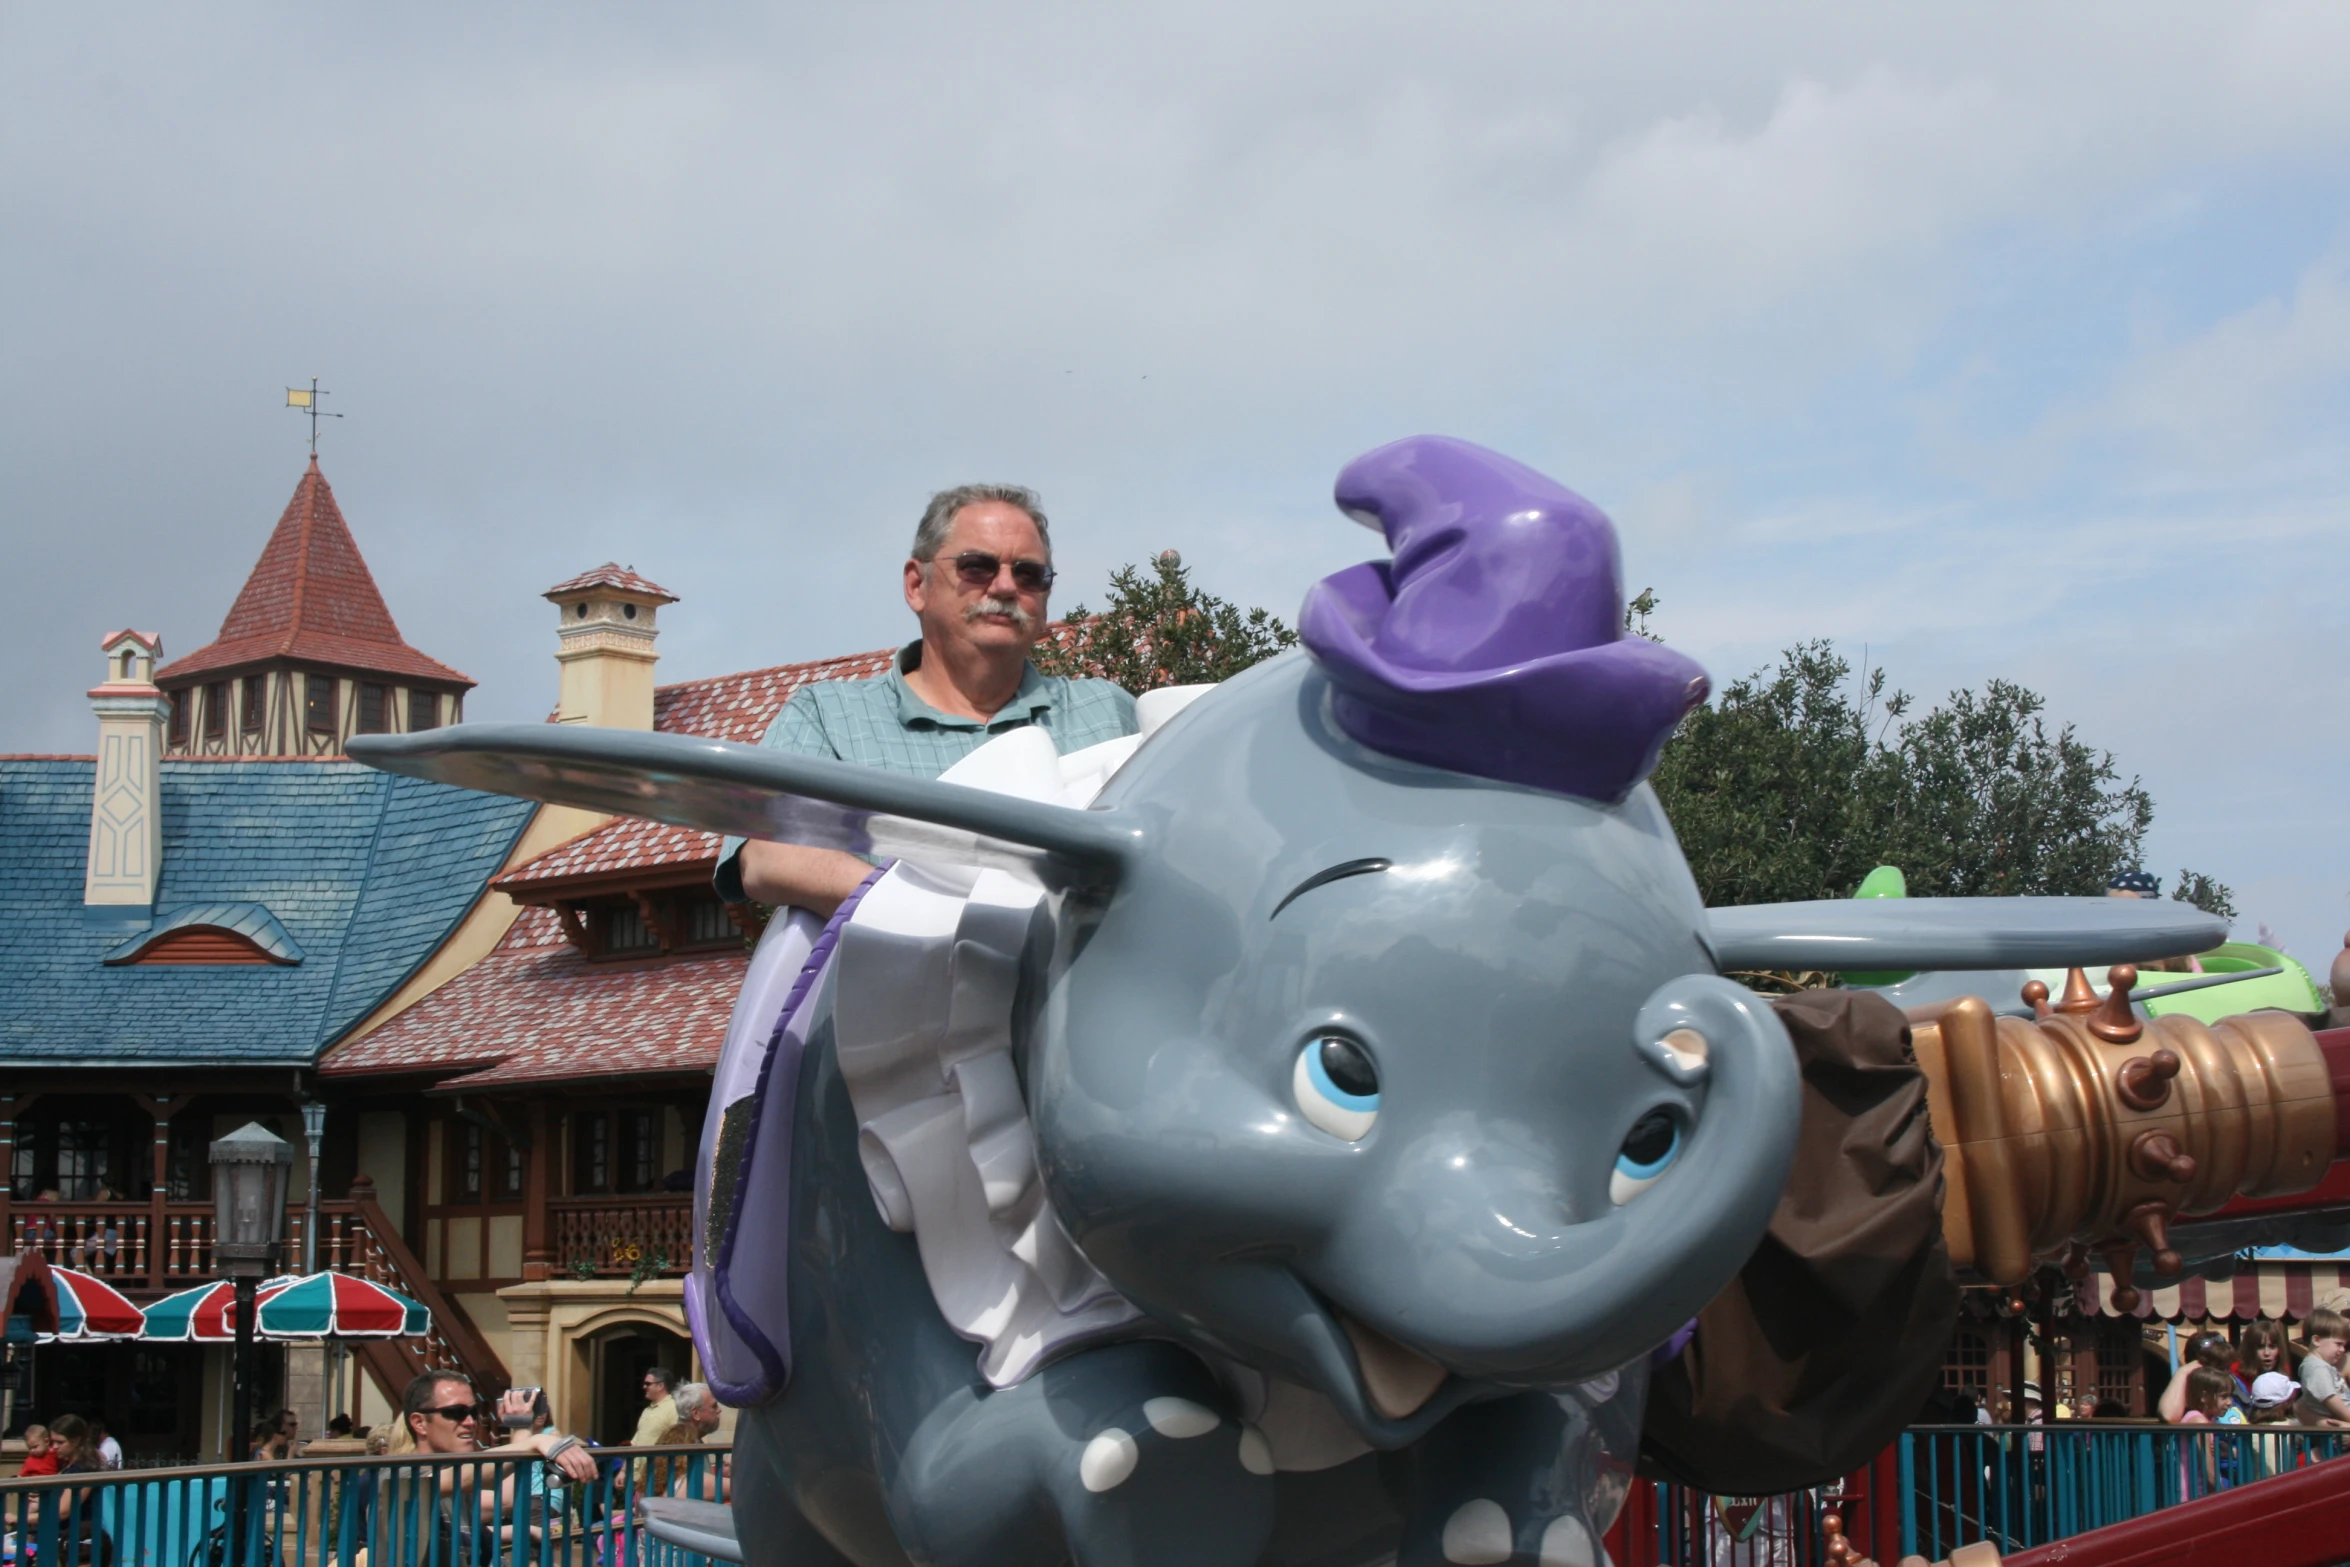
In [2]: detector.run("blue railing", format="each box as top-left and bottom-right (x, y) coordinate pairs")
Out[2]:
(1607, 1424), (2350, 1566)
(1898, 1422), (2348, 1560)
(2, 1446), (730, 1567)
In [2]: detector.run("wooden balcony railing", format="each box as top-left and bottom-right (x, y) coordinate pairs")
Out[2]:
(550, 1193), (693, 1277)
(5, 1200), (382, 1290)
(10, 1200), (213, 1287)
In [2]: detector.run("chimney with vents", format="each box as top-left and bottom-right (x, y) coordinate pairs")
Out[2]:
(85, 630), (169, 908)
(544, 564), (677, 731)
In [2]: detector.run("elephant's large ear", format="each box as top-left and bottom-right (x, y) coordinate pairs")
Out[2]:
(348, 724), (1143, 892)
(1705, 896), (2227, 973)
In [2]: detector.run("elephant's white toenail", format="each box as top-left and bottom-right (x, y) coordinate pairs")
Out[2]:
(1539, 1513), (1598, 1566)
(1142, 1397), (1218, 1438)
(1442, 1498), (1512, 1564)
(1079, 1428), (1138, 1493)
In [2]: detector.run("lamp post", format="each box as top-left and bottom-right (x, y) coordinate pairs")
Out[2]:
(298, 1100), (331, 1439)
(211, 1123), (291, 1470)
(299, 1102), (325, 1274)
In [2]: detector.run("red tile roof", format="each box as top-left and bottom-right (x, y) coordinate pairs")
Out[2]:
(649, 647), (895, 744)
(496, 817), (719, 896)
(157, 460), (474, 688)
(324, 905), (747, 1087)
(326, 645), (903, 1084)
(544, 563), (677, 602)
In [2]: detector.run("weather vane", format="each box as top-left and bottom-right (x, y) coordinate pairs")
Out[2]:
(284, 377), (342, 455)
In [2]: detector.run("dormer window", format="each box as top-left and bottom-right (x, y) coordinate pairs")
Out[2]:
(686, 898), (733, 946)
(167, 691), (188, 746)
(241, 675), (265, 735)
(103, 904), (303, 967)
(202, 682), (228, 741)
(551, 888), (744, 961)
(409, 690), (439, 732)
(605, 903), (658, 955)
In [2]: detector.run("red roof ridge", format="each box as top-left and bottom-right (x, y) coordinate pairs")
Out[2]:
(0, 753), (99, 762)
(156, 461), (475, 689)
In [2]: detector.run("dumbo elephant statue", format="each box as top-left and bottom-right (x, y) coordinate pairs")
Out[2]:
(353, 436), (2218, 1567)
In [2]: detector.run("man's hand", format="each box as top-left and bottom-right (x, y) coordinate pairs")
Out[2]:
(533, 1429), (599, 1483)
(738, 842), (871, 918)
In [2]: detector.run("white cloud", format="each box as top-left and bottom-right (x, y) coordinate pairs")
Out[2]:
(3, 0), (2346, 961)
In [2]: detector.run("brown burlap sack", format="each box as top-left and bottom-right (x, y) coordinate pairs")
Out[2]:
(1638, 988), (1959, 1494)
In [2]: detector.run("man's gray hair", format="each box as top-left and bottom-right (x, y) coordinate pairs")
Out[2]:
(912, 485), (1050, 563)
(672, 1383), (713, 1420)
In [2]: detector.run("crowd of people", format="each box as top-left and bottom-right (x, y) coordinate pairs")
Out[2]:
(5, 1366), (727, 1567)
(2150, 1309), (2350, 1430)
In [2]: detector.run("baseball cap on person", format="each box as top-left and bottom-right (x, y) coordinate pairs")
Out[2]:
(2251, 1372), (2299, 1407)
(2108, 869), (2160, 895)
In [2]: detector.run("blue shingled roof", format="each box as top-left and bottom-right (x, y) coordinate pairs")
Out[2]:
(0, 758), (534, 1066)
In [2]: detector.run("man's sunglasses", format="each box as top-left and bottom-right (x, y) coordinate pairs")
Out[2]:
(419, 1404), (479, 1423)
(939, 551), (1054, 593)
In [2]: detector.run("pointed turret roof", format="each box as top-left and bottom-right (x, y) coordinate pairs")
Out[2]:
(156, 459), (473, 688)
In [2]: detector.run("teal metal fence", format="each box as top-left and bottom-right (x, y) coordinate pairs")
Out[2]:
(1606, 1424), (2350, 1565)
(1899, 1423), (2349, 1562)
(2, 1446), (730, 1567)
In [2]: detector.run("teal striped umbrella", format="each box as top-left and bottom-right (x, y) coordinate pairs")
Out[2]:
(142, 1273), (429, 1340)
(254, 1272), (429, 1337)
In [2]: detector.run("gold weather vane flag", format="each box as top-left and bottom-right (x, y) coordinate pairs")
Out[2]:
(286, 377), (341, 454)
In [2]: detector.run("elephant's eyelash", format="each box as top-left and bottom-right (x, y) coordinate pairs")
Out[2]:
(1270, 858), (1392, 921)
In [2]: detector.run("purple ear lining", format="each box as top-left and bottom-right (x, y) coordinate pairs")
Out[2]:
(1302, 436), (1709, 804)
(700, 864), (887, 1406)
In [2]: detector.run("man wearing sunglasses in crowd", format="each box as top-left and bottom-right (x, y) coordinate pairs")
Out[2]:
(716, 483), (1138, 916)
(352, 1374), (600, 1567)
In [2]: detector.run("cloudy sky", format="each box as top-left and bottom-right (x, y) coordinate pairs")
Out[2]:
(5, 3), (2345, 973)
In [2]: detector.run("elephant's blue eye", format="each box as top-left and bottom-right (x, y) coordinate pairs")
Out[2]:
(1610, 1108), (1681, 1205)
(1293, 1036), (1379, 1142)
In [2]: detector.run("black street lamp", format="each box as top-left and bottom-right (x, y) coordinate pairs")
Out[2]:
(210, 1123), (291, 1467)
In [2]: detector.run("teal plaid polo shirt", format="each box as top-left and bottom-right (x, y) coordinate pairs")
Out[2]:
(713, 640), (1137, 901)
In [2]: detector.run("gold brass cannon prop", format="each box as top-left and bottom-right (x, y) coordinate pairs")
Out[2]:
(1912, 966), (2350, 1306)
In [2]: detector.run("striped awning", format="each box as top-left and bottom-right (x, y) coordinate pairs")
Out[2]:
(2085, 1262), (2350, 1321)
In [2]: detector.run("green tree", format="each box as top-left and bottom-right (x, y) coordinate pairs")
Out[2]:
(2170, 870), (2237, 921)
(1647, 641), (1893, 909)
(1034, 552), (1298, 693)
(1648, 634), (2157, 909)
(1869, 680), (2154, 899)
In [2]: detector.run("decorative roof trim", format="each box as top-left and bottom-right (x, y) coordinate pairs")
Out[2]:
(497, 864), (722, 905)
(104, 902), (305, 966)
(544, 562), (678, 603)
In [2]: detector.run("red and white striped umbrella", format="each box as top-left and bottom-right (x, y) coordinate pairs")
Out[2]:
(142, 1272), (430, 1340)
(42, 1268), (146, 1341)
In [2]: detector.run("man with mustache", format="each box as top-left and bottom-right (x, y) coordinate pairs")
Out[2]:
(716, 484), (1137, 916)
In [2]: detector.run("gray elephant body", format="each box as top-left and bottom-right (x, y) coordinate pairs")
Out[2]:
(346, 432), (2228, 1567)
(729, 651), (1799, 1567)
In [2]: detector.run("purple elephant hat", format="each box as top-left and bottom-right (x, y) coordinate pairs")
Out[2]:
(1300, 435), (1710, 804)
